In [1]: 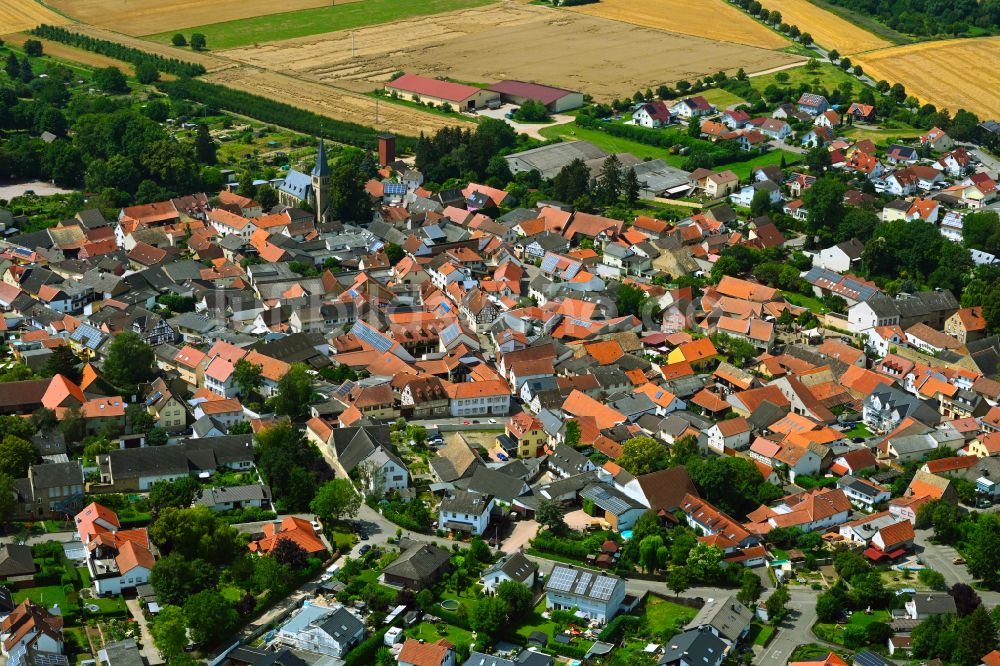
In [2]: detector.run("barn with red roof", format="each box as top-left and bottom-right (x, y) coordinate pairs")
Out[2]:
(386, 73), (499, 111)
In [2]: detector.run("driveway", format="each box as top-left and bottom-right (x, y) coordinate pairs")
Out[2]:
(125, 598), (163, 665)
(563, 509), (596, 531)
(472, 104), (574, 140)
(501, 520), (537, 554)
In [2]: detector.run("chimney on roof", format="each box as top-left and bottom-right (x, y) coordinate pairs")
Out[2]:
(379, 134), (396, 168)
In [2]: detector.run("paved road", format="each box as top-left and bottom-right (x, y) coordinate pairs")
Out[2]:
(913, 528), (1000, 606)
(756, 588), (822, 664)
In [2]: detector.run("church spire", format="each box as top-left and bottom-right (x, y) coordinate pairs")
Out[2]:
(312, 138), (332, 178)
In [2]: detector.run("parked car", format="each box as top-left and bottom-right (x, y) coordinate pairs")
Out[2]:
(359, 544), (371, 555)
(952, 556), (966, 565)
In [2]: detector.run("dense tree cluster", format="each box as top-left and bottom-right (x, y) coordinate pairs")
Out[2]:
(414, 118), (521, 186)
(823, 0), (1000, 36)
(254, 421), (333, 512)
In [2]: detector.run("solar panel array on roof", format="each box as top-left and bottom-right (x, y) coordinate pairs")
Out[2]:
(440, 322), (460, 345)
(561, 263), (581, 280)
(384, 182), (407, 195)
(574, 571), (593, 595)
(546, 565), (576, 592)
(351, 321), (393, 353)
(540, 254), (560, 274)
(581, 485), (634, 516)
(590, 575), (618, 601)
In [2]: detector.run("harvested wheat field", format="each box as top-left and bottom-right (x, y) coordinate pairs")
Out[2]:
(205, 67), (476, 136)
(0, 0), (69, 35)
(3, 32), (140, 74)
(221, 2), (803, 100)
(857, 38), (1000, 120)
(762, 0), (888, 54)
(68, 24), (233, 72)
(48, 0), (360, 36)
(563, 0), (789, 49)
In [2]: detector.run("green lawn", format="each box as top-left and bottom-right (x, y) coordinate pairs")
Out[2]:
(843, 423), (872, 439)
(814, 610), (891, 645)
(751, 62), (859, 94)
(409, 620), (474, 648)
(748, 622), (776, 646)
(538, 123), (684, 166)
(782, 290), (829, 313)
(14, 585), (71, 612)
(539, 123), (801, 181)
(699, 87), (748, 109)
(145, 0), (496, 49)
(842, 126), (924, 146)
(643, 595), (697, 636)
(514, 600), (562, 642)
(726, 149), (801, 181)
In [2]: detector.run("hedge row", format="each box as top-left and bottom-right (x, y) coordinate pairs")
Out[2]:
(157, 78), (418, 152)
(344, 626), (389, 666)
(30, 25), (206, 78)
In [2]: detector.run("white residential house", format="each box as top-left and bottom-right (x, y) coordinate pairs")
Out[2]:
(481, 551), (538, 594)
(813, 239), (865, 274)
(837, 475), (891, 511)
(276, 605), (366, 658)
(705, 419), (752, 454)
(74, 502), (153, 596)
(729, 182), (781, 208)
(439, 490), (494, 536)
(544, 564), (625, 623)
(633, 101), (674, 128)
(864, 325), (905, 357)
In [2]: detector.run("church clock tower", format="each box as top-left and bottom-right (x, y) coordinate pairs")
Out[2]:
(311, 139), (332, 223)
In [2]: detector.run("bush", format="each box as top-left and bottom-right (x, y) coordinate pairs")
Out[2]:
(598, 615), (641, 642)
(344, 627), (389, 666)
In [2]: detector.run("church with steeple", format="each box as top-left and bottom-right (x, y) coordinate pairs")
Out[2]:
(277, 138), (331, 222)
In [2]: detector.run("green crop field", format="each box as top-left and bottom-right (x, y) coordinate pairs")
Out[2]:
(144, 0), (495, 50)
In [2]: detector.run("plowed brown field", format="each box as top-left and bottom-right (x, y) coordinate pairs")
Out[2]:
(856, 37), (1000, 120)
(563, 0), (789, 50)
(220, 2), (803, 100)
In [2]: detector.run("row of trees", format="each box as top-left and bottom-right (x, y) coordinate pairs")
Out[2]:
(159, 78), (417, 153)
(31, 25), (205, 78)
(413, 118), (522, 187)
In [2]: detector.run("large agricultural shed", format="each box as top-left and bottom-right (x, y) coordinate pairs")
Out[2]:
(489, 80), (584, 113)
(505, 141), (609, 178)
(385, 73), (499, 111)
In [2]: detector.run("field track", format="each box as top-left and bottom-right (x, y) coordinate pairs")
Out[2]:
(759, 0), (889, 54)
(48, 0), (361, 37)
(856, 37), (1000, 120)
(563, 0), (790, 50)
(0, 0), (69, 35)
